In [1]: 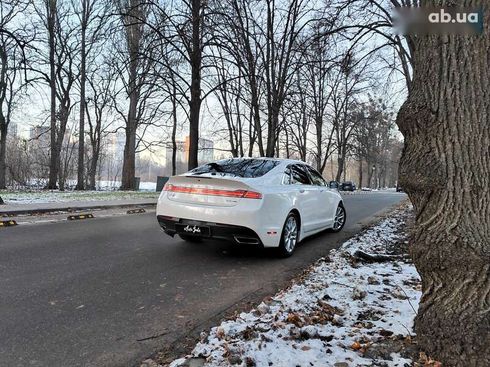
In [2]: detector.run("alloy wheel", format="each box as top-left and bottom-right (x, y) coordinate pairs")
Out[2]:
(333, 205), (345, 230)
(283, 215), (298, 253)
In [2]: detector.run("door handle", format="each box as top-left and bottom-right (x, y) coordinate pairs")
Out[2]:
(299, 189), (305, 193)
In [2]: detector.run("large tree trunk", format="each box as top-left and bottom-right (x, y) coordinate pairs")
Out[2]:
(120, 0), (143, 190)
(358, 159), (362, 189)
(187, 0), (202, 171)
(335, 145), (345, 182)
(121, 73), (138, 190)
(315, 118), (322, 172)
(171, 85), (178, 176)
(265, 110), (279, 157)
(46, 0), (58, 189)
(88, 155), (97, 190)
(121, 124), (136, 190)
(396, 4), (490, 365)
(0, 124), (6, 189)
(250, 78), (264, 156)
(0, 42), (8, 189)
(76, 0), (87, 190)
(87, 139), (99, 190)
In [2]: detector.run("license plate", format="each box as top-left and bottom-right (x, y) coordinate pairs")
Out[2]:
(176, 224), (210, 237)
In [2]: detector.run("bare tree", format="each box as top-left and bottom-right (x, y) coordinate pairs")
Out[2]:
(354, 97), (395, 188)
(302, 25), (337, 172)
(282, 69), (309, 161)
(0, 0), (28, 189)
(45, 0), (58, 189)
(211, 48), (247, 158)
(263, 0), (311, 157)
(214, 0), (266, 156)
(33, 0), (80, 189)
(330, 51), (371, 182)
(113, 0), (158, 189)
(73, 0), (107, 190)
(85, 61), (115, 189)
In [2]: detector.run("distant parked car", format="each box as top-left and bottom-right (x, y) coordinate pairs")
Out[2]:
(329, 181), (340, 190)
(156, 158), (346, 257)
(340, 181), (355, 191)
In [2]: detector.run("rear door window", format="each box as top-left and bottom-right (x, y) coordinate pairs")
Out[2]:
(189, 159), (280, 178)
(290, 164), (311, 185)
(305, 166), (327, 186)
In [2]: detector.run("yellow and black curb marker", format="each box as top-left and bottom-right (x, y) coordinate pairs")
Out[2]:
(127, 208), (146, 214)
(0, 220), (18, 227)
(67, 213), (95, 220)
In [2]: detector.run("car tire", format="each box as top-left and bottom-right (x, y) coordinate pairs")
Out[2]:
(277, 212), (299, 258)
(178, 234), (202, 242)
(330, 203), (346, 233)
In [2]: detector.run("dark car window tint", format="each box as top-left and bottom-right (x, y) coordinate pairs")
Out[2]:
(189, 159), (280, 178)
(290, 164), (311, 185)
(306, 166), (327, 186)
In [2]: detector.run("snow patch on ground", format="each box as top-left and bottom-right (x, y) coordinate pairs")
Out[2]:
(0, 189), (159, 204)
(166, 207), (420, 367)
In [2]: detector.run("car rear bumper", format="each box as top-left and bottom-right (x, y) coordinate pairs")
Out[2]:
(156, 192), (286, 247)
(157, 215), (264, 246)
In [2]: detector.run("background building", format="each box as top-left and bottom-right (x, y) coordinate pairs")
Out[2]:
(29, 126), (51, 150)
(164, 136), (215, 175)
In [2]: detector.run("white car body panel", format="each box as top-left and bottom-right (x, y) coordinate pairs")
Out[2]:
(156, 158), (343, 248)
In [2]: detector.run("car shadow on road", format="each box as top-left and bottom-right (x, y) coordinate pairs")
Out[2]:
(171, 227), (349, 262)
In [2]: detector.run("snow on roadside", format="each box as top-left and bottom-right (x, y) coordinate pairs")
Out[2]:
(166, 206), (420, 367)
(0, 189), (159, 205)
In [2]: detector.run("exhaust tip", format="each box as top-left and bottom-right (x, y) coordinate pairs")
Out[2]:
(233, 236), (260, 245)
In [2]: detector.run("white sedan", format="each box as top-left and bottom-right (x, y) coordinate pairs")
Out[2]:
(156, 158), (345, 257)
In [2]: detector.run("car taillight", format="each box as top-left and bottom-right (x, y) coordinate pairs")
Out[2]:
(242, 191), (262, 199)
(163, 184), (262, 199)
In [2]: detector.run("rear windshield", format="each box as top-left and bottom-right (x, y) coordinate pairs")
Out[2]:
(188, 159), (280, 178)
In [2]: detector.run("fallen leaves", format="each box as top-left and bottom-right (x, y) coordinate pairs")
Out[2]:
(351, 341), (362, 350)
(286, 312), (304, 327)
(415, 352), (443, 367)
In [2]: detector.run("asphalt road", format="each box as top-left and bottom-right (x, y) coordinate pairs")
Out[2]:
(0, 192), (406, 367)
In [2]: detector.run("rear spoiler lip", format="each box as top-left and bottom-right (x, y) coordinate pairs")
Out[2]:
(167, 174), (261, 192)
(181, 175), (213, 179)
(174, 174), (256, 184)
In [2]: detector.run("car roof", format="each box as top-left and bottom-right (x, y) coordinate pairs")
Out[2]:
(218, 157), (308, 166)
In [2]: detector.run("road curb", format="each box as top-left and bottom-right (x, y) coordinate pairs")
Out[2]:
(0, 202), (156, 217)
(68, 213), (95, 220)
(0, 219), (17, 227)
(127, 208), (146, 214)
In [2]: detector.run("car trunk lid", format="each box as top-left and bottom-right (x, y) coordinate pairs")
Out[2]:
(163, 175), (262, 207)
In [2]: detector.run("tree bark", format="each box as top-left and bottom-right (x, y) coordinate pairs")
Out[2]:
(187, 0), (202, 170)
(396, 3), (490, 365)
(120, 57), (138, 190)
(121, 125), (136, 189)
(335, 144), (346, 182)
(358, 158), (362, 189)
(76, 0), (88, 190)
(87, 103), (100, 191)
(171, 83), (178, 176)
(88, 146), (98, 190)
(0, 41), (9, 189)
(0, 124), (6, 189)
(46, 0), (58, 189)
(120, 0), (144, 190)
